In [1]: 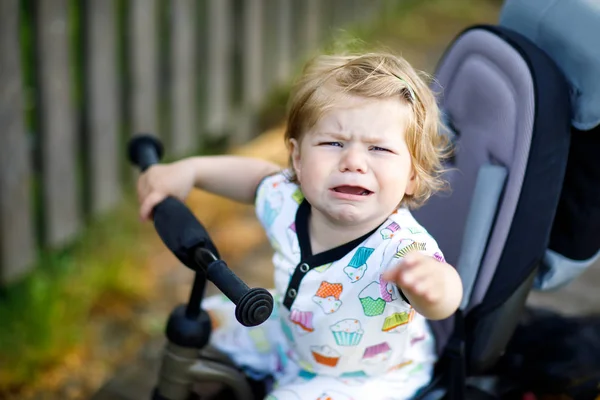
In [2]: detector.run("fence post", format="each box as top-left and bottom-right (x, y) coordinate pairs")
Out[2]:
(234, 0), (265, 143)
(85, 0), (121, 215)
(170, 0), (196, 156)
(304, 0), (320, 58)
(205, 0), (233, 137)
(243, 0), (264, 109)
(276, 0), (292, 85)
(0, 0), (36, 283)
(37, 0), (81, 247)
(129, 0), (158, 136)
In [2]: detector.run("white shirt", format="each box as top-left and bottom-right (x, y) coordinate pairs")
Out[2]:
(255, 171), (443, 379)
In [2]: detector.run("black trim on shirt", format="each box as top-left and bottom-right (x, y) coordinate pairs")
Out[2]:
(283, 199), (410, 309)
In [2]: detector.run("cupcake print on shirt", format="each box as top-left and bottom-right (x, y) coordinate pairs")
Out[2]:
(380, 221), (400, 240)
(382, 309), (415, 334)
(362, 342), (392, 364)
(317, 390), (354, 400)
(311, 345), (341, 367)
(312, 281), (343, 314)
(343, 247), (374, 282)
(316, 390), (354, 400)
(289, 308), (314, 335)
(262, 191), (283, 227)
(393, 239), (427, 259)
(291, 187), (304, 204)
(358, 275), (397, 316)
(330, 319), (364, 346)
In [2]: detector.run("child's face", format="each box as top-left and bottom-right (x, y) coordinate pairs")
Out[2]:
(290, 95), (416, 228)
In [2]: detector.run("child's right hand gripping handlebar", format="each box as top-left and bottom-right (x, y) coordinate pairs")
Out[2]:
(128, 134), (273, 327)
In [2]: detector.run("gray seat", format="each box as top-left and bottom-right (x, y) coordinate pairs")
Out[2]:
(412, 23), (571, 399)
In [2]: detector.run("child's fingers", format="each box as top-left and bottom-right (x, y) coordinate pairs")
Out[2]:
(382, 252), (422, 281)
(139, 191), (166, 221)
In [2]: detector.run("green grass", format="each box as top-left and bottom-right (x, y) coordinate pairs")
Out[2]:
(0, 195), (154, 391)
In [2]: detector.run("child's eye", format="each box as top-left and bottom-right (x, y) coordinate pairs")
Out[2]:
(320, 142), (343, 147)
(370, 146), (393, 153)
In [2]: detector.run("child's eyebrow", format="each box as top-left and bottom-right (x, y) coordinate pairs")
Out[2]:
(315, 131), (352, 141)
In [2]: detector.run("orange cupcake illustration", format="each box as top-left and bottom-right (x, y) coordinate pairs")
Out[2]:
(311, 345), (341, 367)
(312, 281), (343, 314)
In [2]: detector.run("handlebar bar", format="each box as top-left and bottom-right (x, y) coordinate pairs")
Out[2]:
(127, 134), (273, 327)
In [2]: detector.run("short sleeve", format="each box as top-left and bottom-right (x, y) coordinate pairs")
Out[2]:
(254, 170), (302, 237)
(380, 221), (446, 304)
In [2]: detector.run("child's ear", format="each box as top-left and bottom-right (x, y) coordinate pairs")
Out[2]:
(405, 168), (417, 196)
(290, 138), (302, 181)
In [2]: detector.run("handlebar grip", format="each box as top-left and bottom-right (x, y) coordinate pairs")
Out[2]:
(128, 134), (164, 172)
(153, 197), (220, 267)
(206, 260), (273, 326)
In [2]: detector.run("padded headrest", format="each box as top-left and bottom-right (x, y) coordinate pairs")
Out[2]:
(500, 0), (600, 131)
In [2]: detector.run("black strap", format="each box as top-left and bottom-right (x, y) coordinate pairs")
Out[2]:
(446, 309), (466, 400)
(411, 310), (466, 400)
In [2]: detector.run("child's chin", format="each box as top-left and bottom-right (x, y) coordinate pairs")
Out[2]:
(328, 208), (368, 225)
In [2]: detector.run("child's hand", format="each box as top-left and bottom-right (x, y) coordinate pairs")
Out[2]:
(382, 252), (462, 320)
(136, 159), (196, 221)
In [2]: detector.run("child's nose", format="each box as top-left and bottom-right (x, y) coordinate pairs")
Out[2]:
(339, 147), (368, 173)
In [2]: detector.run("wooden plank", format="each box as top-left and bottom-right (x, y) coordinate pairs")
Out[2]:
(0, 0), (36, 283)
(37, 0), (81, 247)
(242, 0), (264, 109)
(304, 0), (320, 57)
(205, 0), (233, 136)
(262, 0), (278, 91)
(232, 0), (265, 144)
(276, 0), (292, 84)
(85, 0), (121, 215)
(129, 0), (158, 136)
(170, 0), (196, 156)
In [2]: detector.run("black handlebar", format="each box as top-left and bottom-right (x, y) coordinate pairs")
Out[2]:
(127, 134), (273, 327)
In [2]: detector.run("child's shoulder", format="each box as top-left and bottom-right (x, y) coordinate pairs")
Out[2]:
(255, 169), (303, 201)
(378, 208), (445, 262)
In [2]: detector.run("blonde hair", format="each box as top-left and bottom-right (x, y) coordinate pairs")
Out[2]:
(284, 52), (451, 209)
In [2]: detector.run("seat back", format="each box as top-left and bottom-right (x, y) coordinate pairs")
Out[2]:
(500, 0), (600, 292)
(412, 25), (571, 373)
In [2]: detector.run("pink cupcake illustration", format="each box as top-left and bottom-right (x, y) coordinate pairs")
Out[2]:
(289, 308), (314, 335)
(380, 221), (400, 240)
(362, 342), (392, 364)
(330, 319), (364, 346)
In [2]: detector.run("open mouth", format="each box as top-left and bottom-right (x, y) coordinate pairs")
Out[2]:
(332, 186), (373, 196)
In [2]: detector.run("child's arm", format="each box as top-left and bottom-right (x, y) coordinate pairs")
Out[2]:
(382, 252), (463, 320)
(137, 155), (281, 220)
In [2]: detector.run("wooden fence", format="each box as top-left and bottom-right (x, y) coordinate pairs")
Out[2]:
(0, 0), (385, 285)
